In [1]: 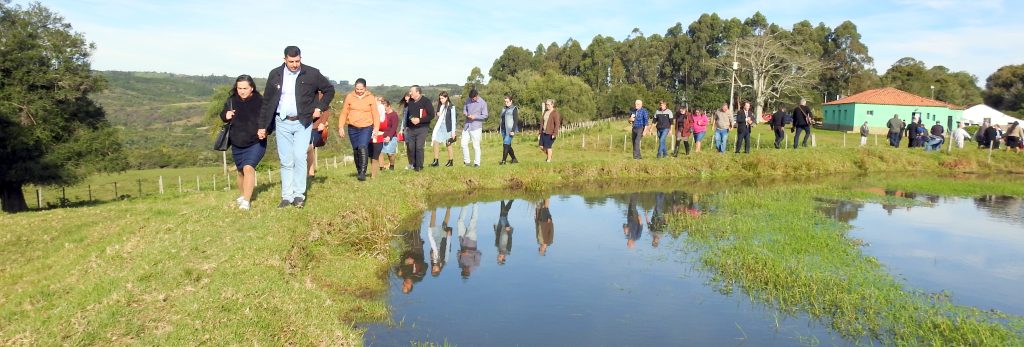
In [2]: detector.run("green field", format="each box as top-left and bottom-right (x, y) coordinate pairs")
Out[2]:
(4, 124), (1024, 345)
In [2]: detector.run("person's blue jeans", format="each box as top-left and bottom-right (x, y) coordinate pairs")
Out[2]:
(501, 131), (513, 145)
(714, 129), (729, 153)
(347, 125), (372, 148)
(925, 137), (944, 151)
(656, 128), (669, 157)
(793, 126), (811, 148)
(275, 118), (312, 202)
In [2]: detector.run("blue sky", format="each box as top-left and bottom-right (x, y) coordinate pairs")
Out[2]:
(34, 0), (1023, 86)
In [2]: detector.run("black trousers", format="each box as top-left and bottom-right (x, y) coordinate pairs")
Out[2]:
(405, 126), (430, 169)
(632, 127), (644, 159)
(735, 129), (750, 153)
(773, 126), (785, 148)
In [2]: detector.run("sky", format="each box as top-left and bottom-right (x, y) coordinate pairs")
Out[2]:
(32, 0), (1024, 87)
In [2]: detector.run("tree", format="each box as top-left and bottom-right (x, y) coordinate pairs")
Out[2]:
(559, 38), (584, 76)
(724, 33), (823, 116)
(820, 21), (874, 97)
(881, 58), (982, 106)
(984, 64), (1024, 115)
(580, 35), (618, 93)
(488, 45), (534, 81)
(481, 71), (595, 127)
(463, 66), (485, 98)
(1, 1), (125, 213)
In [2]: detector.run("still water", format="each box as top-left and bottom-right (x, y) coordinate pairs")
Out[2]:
(823, 192), (1024, 316)
(364, 192), (850, 346)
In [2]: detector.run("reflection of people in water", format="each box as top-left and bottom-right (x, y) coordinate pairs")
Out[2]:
(623, 193), (648, 249)
(535, 198), (554, 256)
(428, 207), (452, 276)
(649, 192), (668, 248)
(494, 200), (515, 265)
(669, 191), (703, 216)
(396, 225), (427, 294)
(457, 204), (482, 278)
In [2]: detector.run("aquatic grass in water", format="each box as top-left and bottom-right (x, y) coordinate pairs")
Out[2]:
(669, 183), (1024, 346)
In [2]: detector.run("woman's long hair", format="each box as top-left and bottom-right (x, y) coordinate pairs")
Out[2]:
(230, 74), (261, 99)
(436, 91), (450, 113)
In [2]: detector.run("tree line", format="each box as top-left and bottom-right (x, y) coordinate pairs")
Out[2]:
(470, 12), (1018, 124)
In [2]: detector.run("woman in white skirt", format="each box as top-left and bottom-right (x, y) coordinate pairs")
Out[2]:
(431, 91), (458, 167)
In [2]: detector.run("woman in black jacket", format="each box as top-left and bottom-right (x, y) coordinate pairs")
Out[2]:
(498, 94), (520, 164)
(219, 75), (266, 210)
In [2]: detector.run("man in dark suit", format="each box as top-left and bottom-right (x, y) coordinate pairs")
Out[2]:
(259, 46), (335, 208)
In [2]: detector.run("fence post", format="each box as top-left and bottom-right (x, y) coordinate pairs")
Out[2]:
(875, 134), (878, 146)
(609, 135), (613, 150)
(811, 134), (817, 147)
(623, 134), (627, 152)
(222, 151), (228, 176)
(178, 176), (182, 193)
(159, 176), (164, 194)
(582, 134), (586, 149)
(137, 179), (142, 197)
(757, 133), (761, 149)
(196, 176), (200, 192)
(62, 186), (66, 203)
(88, 185), (92, 201)
(212, 175), (216, 191)
(36, 188), (41, 208)
(254, 172), (258, 187)
(113, 182), (118, 199)
(334, 156), (338, 169)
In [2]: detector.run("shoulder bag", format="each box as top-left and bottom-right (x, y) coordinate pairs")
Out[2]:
(213, 98), (232, 151)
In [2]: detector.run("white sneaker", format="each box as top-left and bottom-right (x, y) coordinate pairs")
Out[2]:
(235, 196), (245, 206)
(239, 200), (251, 210)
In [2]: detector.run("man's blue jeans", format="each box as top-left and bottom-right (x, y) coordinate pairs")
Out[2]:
(714, 129), (729, 153)
(657, 128), (669, 157)
(275, 118), (312, 202)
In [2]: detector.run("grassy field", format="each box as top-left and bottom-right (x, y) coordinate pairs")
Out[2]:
(3, 124), (1024, 345)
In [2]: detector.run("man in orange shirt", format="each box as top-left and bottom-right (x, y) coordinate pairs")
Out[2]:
(338, 78), (381, 181)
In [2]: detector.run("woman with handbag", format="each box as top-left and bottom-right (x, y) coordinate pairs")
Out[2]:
(219, 74), (265, 210)
(430, 91), (458, 167)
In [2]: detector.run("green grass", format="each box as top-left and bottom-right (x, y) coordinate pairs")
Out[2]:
(668, 179), (1024, 346)
(3, 124), (1024, 345)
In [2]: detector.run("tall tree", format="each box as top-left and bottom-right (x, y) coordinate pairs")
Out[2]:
(559, 38), (584, 76)
(488, 45), (534, 81)
(463, 66), (485, 98)
(821, 21), (874, 97)
(984, 64), (1024, 115)
(724, 33), (823, 116)
(580, 35), (618, 93)
(1, 1), (125, 212)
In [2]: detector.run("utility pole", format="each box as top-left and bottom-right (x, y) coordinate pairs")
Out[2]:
(729, 46), (738, 114)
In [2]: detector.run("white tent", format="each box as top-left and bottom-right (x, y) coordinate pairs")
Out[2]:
(961, 104), (1022, 125)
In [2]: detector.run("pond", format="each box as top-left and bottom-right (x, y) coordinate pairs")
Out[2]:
(363, 191), (854, 346)
(822, 192), (1024, 316)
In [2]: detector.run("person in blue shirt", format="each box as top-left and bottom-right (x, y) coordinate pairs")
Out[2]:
(629, 99), (649, 159)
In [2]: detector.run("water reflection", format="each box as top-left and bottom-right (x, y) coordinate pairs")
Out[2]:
(825, 194), (1024, 315)
(367, 191), (844, 347)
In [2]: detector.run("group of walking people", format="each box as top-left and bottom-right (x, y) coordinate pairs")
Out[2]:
(626, 98), (816, 158)
(219, 46), (567, 210)
(882, 114), (1024, 153)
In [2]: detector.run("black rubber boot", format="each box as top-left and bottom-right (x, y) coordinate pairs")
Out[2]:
(500, 144), (509, 165)
(509, 145), (518, 163)
(444, 159), (453, 167)
(430, 158), (439, 167)
(357, 147), (368, 181)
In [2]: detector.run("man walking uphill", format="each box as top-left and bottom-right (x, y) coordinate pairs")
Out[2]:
(771, 105), (787, 149)
(404, 85), (435, 171)
(791, 99), (813, 149)
(462, 89), (488, 167)
(259, 46), (335, 208)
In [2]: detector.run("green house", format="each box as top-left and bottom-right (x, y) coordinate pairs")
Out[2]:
(822, 87), (963, 133)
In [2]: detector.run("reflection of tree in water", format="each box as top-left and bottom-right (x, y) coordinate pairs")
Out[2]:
(974, 195), (1024, 227)
(817, 200), (865, 223)
(396, 227), (426, 294)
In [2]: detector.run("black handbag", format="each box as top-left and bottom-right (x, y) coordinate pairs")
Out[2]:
(213, 99), (232, 151)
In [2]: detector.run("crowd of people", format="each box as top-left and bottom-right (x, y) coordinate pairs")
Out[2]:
(220, 45), (1019, 211)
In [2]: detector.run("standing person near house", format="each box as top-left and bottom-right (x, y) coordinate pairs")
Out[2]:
(337, 78), (381, 181)
(691, 108), (709, 153)
(673, 105), (693, 156)
(539, 99), (561, 162)
(404, 85), (435, 171)
(925, 121), (945, 152)
(629, 99), (649, 159)
(259, 46), (335, 209)
(220, 75), (265, 210)
(498, 94), (520, 165)
(378, 99), (400, 171)
(859, 121), (870, 146)
(771, 105), (787, 149)
(1005, 121), (1023, 153)
(791, 98), (813, 149)
(734, 101), (754, 154)
(462, 89), (488, 167)
(713, 102), (733, 153)
(952, 122), (971, 149)
(886, 114), (902, 147)
(653, 100), (673, 158)
(430, 91), (457, 167)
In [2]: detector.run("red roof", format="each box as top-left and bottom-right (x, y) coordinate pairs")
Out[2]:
(824, 87), (962, 109)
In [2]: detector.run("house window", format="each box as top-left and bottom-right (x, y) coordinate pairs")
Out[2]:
(866, 110), (873, 116)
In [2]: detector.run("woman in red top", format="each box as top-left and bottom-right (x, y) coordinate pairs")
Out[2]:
(373, 98), (401, 175)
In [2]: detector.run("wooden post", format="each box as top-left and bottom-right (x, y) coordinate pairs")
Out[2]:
(757, 133), (761, 149)
(212, 175), (216, 191)
(222, 151), (228, 175)
(582, 134), (586, 148)
(88, 185), (92, 201)
(159, 176), (164, 194)
(36, 188), (41, 208)
(334, 156), (338, 169)
(62, 186), (66, 202)
(623, 134), (627, 151)
(811, 134), (817, 147)
(113, 182), (118, 199)
(843, 132), (847, 148)
(196, 176), (200, 192)
(137, 179), (142, 197)
(875, 134), (878, 146)
(254, 172), (258, 187)
(178, 176), (182, 193)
